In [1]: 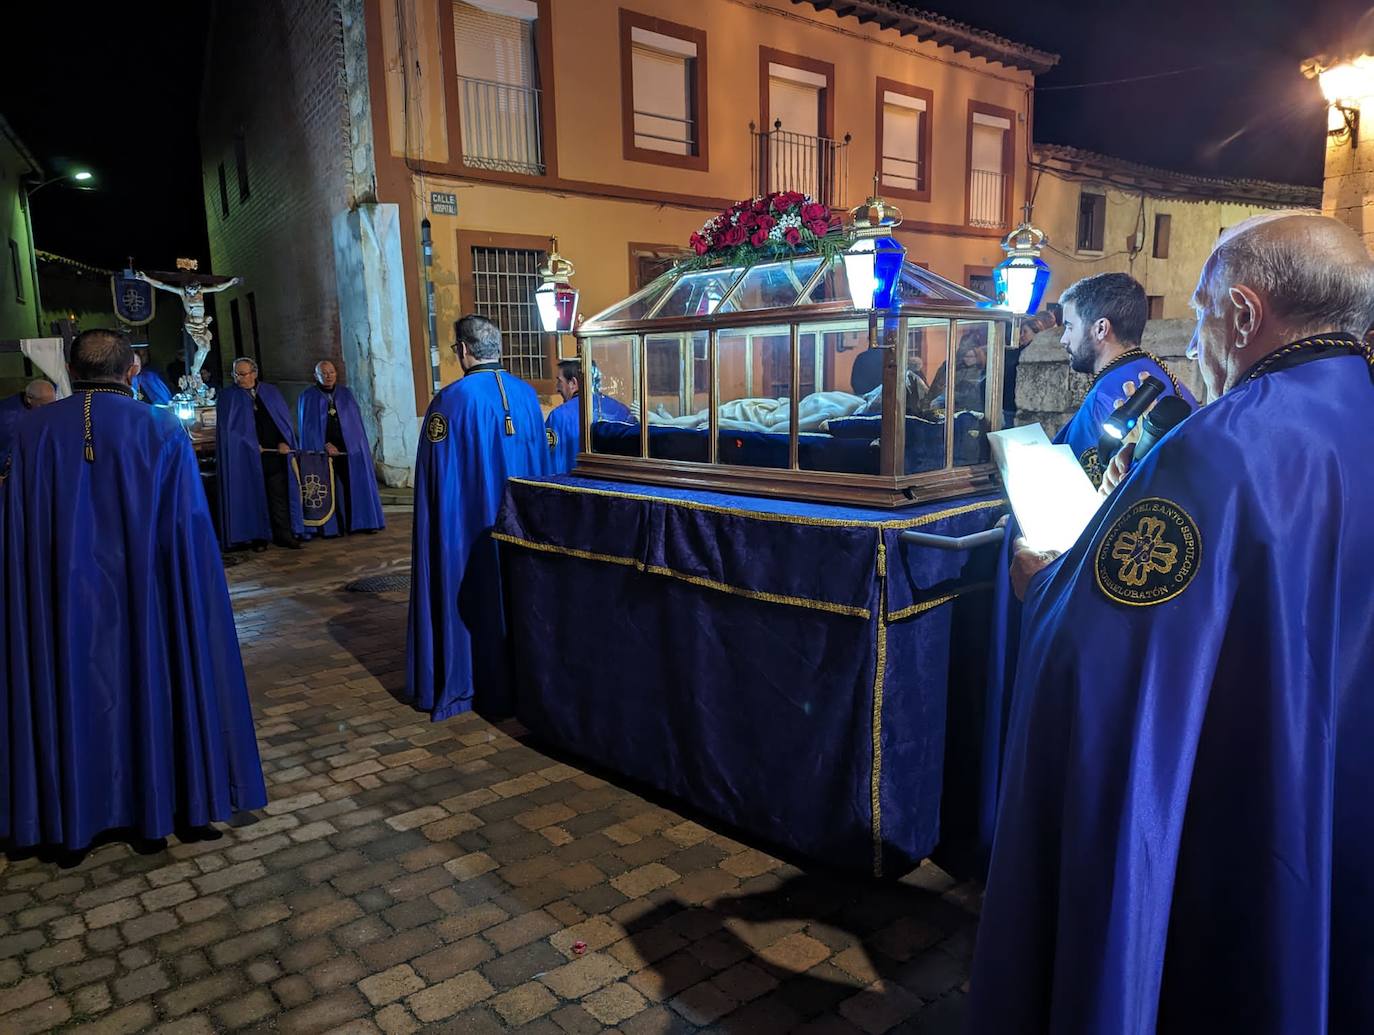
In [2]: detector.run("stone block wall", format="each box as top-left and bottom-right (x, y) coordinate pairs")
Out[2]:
(1013, 318), (1204, 436)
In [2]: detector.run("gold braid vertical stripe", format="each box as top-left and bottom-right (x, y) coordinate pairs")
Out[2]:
(495, 372), (515, 436)
(82, 392), (94, 462)
(871, 538), (888, 878)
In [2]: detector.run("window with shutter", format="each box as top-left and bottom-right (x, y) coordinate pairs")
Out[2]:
(968, 109), (1011, 228)
(631, 28), (697, 155)
(454, 0), (544, 175)
(620, 11), (708, 170)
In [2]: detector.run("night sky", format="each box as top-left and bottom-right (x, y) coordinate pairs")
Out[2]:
(1, 1), (1366, 271)
(0, 3), (211, 272)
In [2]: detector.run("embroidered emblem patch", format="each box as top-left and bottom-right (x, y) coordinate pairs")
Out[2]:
(546, 428), (558, 448)
(302, 474), (328, 511)
(425, 412), (448, 443)
(1079, 446), (1104, 489)
(1095, 497), (1200, 606)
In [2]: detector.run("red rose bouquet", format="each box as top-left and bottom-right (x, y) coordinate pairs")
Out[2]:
(684, 192), (841, 269)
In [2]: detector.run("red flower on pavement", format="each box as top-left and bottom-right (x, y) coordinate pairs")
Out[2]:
(572, 940), (588, 955)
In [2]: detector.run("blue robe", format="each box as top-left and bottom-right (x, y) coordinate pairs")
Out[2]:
(297, 385), (386, 533)
(406, 366), (550, 720)
(215, 383), (304, 547)
(0, 393), (27, 471)
(133, 370), (173, 405)
(968, 349), (1374, 1034)
(546, 392), (633, 474)
(970, 350), (1198, 875)
(1, 387), (267, 849)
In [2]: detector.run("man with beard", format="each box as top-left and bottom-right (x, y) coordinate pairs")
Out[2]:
(973, 273), (1196, 875)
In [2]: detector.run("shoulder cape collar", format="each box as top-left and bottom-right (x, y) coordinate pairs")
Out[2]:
(72, 381), (134, 398)
(1243, 333), (1372, 384)
(1089, 348), (1184, 396)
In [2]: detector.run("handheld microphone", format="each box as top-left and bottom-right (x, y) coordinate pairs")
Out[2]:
(1131, 394), (1192, 464)
(1098, 373), (1165, 463)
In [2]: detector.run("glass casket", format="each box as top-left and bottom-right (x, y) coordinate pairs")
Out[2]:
(571, 252), (1014, 507)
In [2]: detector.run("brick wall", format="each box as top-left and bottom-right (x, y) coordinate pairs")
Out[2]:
(199, 0), (353, 399)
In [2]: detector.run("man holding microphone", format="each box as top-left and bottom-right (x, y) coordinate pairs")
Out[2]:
(969, 213), (1374, 1033)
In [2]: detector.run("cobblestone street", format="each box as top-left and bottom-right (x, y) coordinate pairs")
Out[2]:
(0, 514), (979, 1034)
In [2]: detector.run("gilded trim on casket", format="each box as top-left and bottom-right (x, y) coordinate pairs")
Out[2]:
(492, 531), (872, 619)
(506, 478), (1003, 530)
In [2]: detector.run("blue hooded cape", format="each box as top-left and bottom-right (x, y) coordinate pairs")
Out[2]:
(133, 370), (173, 405)
(297, 384), (386, 533)
(968, 348), (1374, 1034)
(972, 349), (1197, 875)
(0, 393), (27, 471)
(406, 366), (550, 720)
(1, 387), (267, 849)
(546, 392), (633, 473)
(215, 383), (304, 547)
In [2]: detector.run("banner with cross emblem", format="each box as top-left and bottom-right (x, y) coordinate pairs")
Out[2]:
(110, 273), (156, 327)
(293, 452), (338, 531)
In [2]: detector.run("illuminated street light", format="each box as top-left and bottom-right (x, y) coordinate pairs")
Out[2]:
(993, 206), (1051, 316)
(844, 179), (905, 311)
(26, 168), (97, 195)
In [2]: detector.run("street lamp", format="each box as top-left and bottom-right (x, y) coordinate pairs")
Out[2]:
(844, 179), (905, 311)
(26, 168), (96, 195)
(993, 206), (1051, 316)
(536, 238), (578, 334)
(1303, 55), (1374, 148)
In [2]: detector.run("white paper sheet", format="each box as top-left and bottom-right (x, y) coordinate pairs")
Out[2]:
(989, 424), (1103, 554)
(20, 338), (71, 399)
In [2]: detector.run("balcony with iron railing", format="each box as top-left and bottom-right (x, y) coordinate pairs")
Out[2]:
(968, 168), (1008, 229)
(750, 119), (850, 209)
(458, 75), (545, 177)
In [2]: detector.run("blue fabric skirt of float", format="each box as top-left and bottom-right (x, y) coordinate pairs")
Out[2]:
(494, 474), (1003, 875)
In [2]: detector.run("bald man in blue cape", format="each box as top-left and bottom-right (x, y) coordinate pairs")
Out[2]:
(968, 214), (1374, 1034)
(297, 359), (385, 534)
(216, 357), (304, 549)
(1, 328), (265, 850)
(0, 381), (55, 472)
(974, 273), (1197, 872)
(546, 359), (633, 473)
(131, 350), (173, 405)
(406, 315), (550, 720)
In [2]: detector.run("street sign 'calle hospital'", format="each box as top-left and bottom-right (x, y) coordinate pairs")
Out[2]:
(430, 192), (458, 216)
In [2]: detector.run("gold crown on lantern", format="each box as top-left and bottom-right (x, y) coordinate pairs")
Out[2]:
(175, 258), (199, 271)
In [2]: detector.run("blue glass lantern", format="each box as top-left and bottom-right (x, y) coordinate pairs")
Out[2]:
(993, 214), (1051, 315)
(844, 182), (905, 311)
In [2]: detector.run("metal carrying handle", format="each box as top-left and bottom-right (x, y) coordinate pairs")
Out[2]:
(897, 526), (1005, 552)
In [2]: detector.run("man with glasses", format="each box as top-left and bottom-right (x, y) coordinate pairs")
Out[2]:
(405, 314), (550, 721)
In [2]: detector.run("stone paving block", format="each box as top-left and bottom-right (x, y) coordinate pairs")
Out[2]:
(483, 909), (560, 954)
(489, 980), (559, 1026)
(610, 864), (680, 900)
(275, 988), (370, 1033)
(411, 935), (494, 983)
(539, 951), (629, 999)
(113, 964), (171, 1004)
(0, 975), (53, 1015)
(405, 971), (495, 1023)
